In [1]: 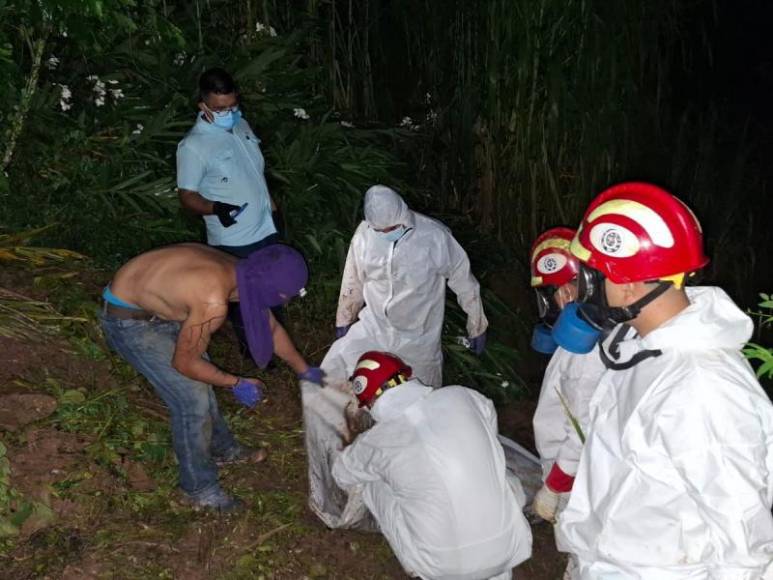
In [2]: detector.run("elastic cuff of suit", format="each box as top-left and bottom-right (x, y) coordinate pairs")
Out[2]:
(545, 463), (575, 493)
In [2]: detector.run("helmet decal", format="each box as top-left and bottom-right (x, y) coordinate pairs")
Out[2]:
(536, 253), (568, 275)
(587, 199), (674, 248)
(589, 223), (640, 257)
(352, 375), (368, 395)
(530, 236), (571, 264)
(355, 358), (381, 371)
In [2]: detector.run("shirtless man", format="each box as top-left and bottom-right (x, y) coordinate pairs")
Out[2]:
(99, 243), (323, 511)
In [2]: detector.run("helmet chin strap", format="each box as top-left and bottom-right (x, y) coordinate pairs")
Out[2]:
(581, 281), (673, 330)
(605, 281), (672, 326)
(598, 324), (662, 370)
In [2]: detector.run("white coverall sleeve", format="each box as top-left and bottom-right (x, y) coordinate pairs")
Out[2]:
(553, 369), (597, 476)
(442, 232), (488, 338)
(658, 372), (773, 577)
(335, 225), (366, 327)
(332, 437), (382, 491)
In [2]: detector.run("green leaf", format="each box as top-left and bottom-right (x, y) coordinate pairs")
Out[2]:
(60, 389), (86, 404)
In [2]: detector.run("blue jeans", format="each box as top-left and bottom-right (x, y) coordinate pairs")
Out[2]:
(100, 313), (237, 497)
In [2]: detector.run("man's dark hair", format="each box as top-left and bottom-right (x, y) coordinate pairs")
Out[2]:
(199, 68), (238, 100)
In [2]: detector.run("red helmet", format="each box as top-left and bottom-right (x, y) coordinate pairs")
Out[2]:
(351, 351), (412, 406)
(570, 182), (709, 287)
(530, 227), (579, 288)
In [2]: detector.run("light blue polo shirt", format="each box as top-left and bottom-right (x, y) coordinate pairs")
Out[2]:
(176, 114), (277, 247)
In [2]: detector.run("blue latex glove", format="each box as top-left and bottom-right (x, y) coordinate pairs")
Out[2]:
(233, 378), (264, 408)
(335, 325), (351, 339)
(469, 332), (487, 356)
(298, 366), (325, 385)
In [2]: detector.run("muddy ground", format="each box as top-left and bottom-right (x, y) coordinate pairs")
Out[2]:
(0, 264), (565, 579)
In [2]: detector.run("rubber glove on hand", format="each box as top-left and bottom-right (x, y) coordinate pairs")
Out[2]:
(335, 325), (351, 339)
(533, 463), (575, 522)
(468, 332), (487, 355)
(532, 485), (565, 523)
(213, 201), (242, 228)
(298, 366), (325, 385)
(232, 378), (264, 408)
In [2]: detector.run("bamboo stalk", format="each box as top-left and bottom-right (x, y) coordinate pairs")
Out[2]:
(2, 31), (47, 172)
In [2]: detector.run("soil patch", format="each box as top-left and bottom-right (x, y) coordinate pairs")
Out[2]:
(0, 393), (58, 432)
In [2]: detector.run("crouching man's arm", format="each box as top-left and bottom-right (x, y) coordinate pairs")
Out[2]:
(172, 302), (239, 387)
(269, 311), (310, 375)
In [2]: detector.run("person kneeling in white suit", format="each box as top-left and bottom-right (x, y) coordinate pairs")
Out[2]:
(332, 351), (532, 580)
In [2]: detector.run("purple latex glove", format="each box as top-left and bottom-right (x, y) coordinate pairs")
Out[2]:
(469, 332), (487, 356)
(335, 325), (351, 339)
(233, 378), (264, 408)
(298, 366), (325, 385)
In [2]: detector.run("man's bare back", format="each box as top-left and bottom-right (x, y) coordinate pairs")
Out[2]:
(110, 243), (238, 322)
(106, 243), (310, 388)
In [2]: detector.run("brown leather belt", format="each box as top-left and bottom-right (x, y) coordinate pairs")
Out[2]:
(104, 302), (156, 321)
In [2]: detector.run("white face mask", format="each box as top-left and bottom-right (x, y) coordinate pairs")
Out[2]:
(378, 226), (406, 243)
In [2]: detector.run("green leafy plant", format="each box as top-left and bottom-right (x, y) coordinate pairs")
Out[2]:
(744, 293), (773, 380)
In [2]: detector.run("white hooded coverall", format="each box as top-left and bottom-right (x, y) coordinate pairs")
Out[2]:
(332, 380), (532, 580)
(323, 186), (488, 388)
(557, 287), (773, 579)
(533, 345), (606, 479)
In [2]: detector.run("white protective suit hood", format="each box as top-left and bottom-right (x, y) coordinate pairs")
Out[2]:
(558, 286), (773, 579)
(363, 185), (416, 230)
(642, 286), (752, 350)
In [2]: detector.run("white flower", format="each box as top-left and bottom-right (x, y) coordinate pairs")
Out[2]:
(425, 109), (438, 122)
(46, 56), (60, 70)
(87, 75), (107, 106)
(131, 123), (144, 135)
(293, 107), (310, 120)
(500, 381), (510, 388)
(57, 84), (72, 112)
(339, 121), (354, 128)
(399, 116), (413, 128)
(109, 88), (124, 100)
(173, 52), (186, 66)
(424, 92), (432, 105)
(256, 21), (278, 37)
(107, 79), (119, 85)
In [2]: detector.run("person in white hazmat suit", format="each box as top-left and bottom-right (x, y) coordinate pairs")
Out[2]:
(332, 351), (532, 580)
(528, 227), (607, 526)
(322, 185), (488, 388)
(556, 182), (773, 579)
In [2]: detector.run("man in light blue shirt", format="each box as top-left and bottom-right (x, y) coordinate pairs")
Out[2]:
(177, 67), (278, 254)
(177, 68), (283, 363)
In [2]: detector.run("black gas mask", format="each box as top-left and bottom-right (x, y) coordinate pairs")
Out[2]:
(576, 263), (672, 331)
(534, 285), (562, 327)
